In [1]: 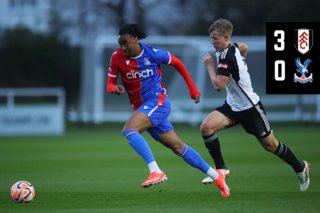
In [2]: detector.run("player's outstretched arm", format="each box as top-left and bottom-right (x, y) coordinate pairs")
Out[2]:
(169, 54), (201, 103)
(237, 43), (248, 58)
(203, 52), (228, 92)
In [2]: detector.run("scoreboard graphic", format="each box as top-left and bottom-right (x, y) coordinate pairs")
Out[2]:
(266, 23), (320, 94)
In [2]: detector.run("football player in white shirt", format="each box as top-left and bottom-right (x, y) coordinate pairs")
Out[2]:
(200, 18), (310, 192)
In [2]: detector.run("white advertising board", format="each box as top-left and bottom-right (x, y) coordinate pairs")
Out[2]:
(0, 88), (65, 136)
(0, 105), (64, 136)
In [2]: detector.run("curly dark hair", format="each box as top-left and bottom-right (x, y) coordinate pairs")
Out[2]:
(119, 24), (147, 40)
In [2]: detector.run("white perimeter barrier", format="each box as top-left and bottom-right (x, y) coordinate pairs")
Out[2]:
(0, 88), (65, 136)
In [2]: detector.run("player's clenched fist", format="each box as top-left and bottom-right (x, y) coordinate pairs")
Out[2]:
(193, 94), (200, 104)
(203, 52), (214, 68)
(114, 85), (125, 95)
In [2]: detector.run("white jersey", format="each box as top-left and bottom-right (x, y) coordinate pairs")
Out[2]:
(215, 43), (260, 111)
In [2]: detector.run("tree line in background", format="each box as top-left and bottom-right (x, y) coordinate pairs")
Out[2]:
(187, 0), (320, 36)
(0, 0), (319, 107)
(58, 0), (320, 37)
(0, 27), (81, 105)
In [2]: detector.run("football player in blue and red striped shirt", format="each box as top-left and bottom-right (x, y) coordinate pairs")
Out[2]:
(107, 24), (230, 197)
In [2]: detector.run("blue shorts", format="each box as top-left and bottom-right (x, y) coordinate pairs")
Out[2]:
(137, 94), (174, 141)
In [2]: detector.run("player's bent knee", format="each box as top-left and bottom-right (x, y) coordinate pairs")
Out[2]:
(200, 123), (217, 135)
(172, 143), (185, 155)
(261, 143), (276, 153)
(262, 145), (272, 152)
(160, 139), (184, 155)
(172, 148), (181, 155)
(259, 136), (278, 153)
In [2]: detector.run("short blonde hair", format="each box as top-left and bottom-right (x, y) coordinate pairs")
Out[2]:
(208, 18), (233, 37)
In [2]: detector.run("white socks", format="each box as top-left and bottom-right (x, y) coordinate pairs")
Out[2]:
(206, 167), (219, 180)
(148, 161), (162, 173)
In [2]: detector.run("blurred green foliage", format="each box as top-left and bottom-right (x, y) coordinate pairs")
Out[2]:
(0, 27), (81, 105)
(187, 0), (320, 36)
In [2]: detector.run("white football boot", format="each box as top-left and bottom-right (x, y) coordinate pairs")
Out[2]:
(202, 166), (230, 185)
(297, 161), (310, 192)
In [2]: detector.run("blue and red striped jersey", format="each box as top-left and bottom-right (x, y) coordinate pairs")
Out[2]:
(108, 43), (171, 110)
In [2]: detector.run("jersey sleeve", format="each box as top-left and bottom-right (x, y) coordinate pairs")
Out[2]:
(150, 46), (171, 65)
(217, 59), (233, 77)
(107, 52), (119, 93)
(169, 54), (201, 99)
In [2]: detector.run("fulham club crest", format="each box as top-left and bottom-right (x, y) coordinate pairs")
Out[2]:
(294, 29), (313, 54)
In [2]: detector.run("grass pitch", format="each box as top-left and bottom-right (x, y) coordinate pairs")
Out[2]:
(0, 122), (319, 213)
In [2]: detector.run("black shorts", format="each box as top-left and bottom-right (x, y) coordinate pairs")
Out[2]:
(215, 101), (272, 138)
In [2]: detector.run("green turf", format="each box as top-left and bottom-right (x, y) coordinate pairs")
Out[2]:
(0, 122), (319, 213)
